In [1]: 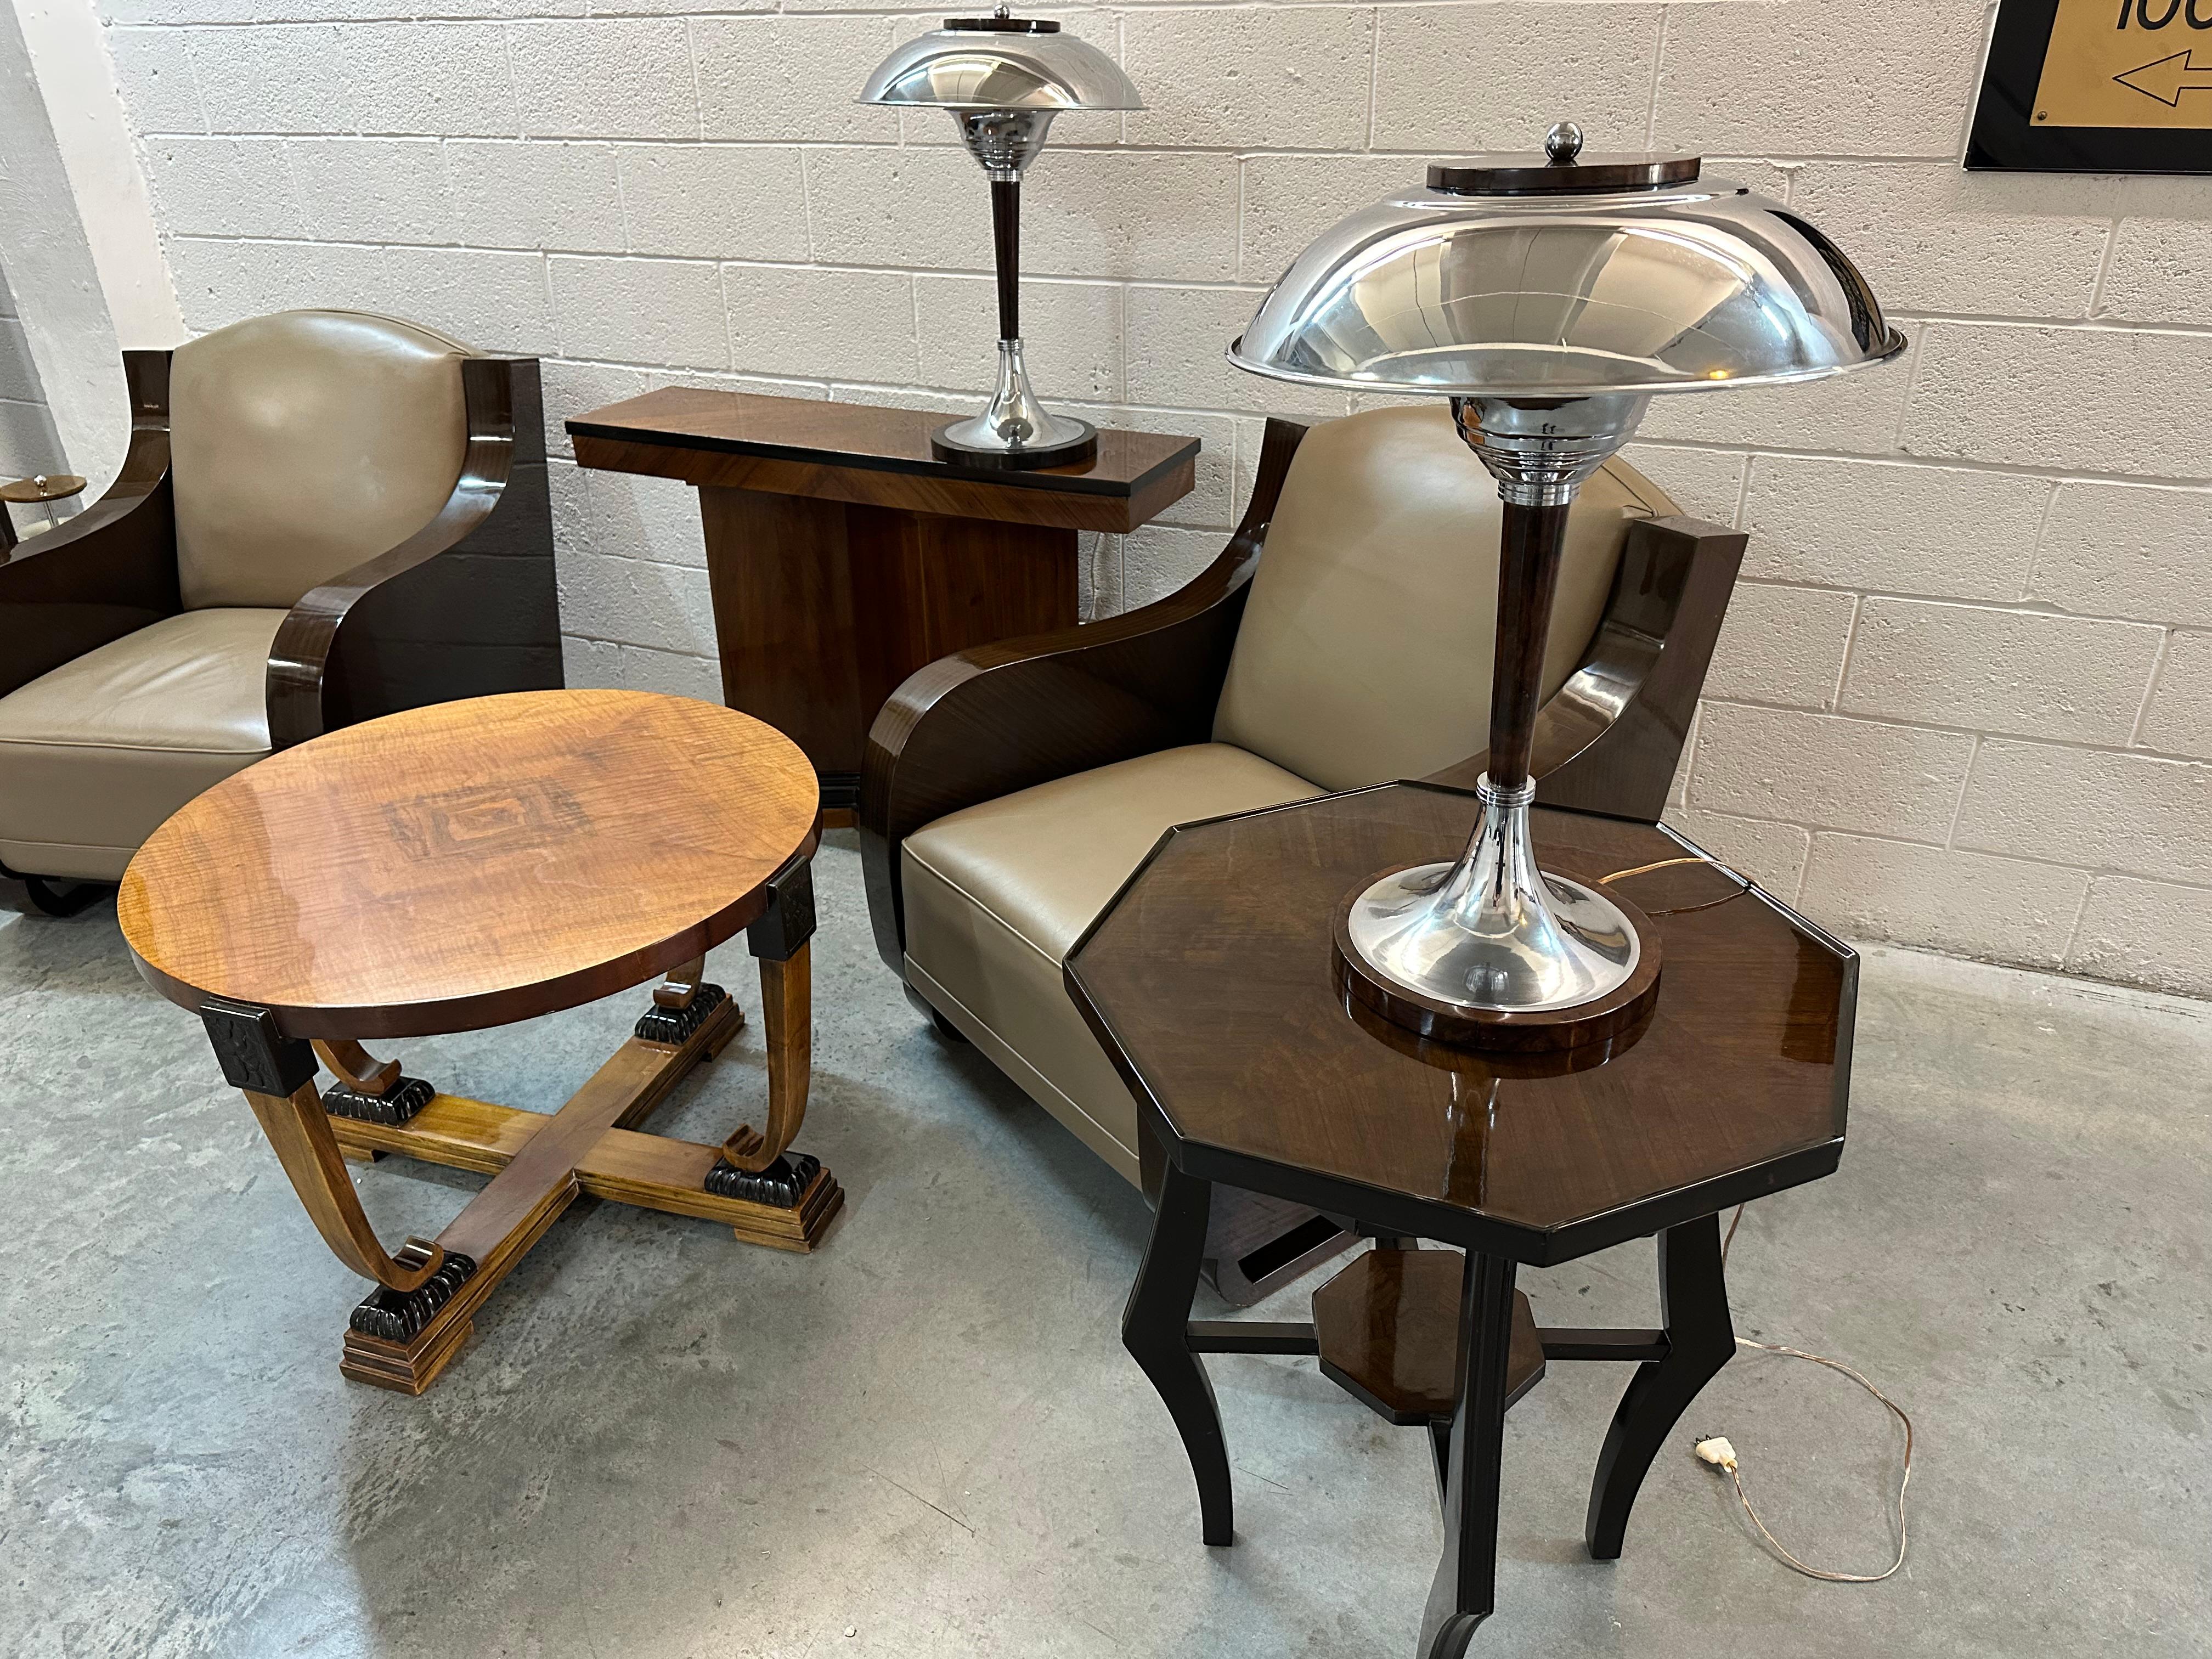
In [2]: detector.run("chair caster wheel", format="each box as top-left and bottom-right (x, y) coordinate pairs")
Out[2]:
(902, 984), (970, 1044)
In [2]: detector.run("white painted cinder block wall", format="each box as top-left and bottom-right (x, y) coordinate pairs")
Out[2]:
(0, 258), (65, 482)
(87, 0), (2212, 997)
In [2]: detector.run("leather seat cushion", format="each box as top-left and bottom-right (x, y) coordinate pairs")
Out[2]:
(901, 742), (1321, 1178)
(1212, 404), (1678, 792)
(0, 609), (284, 881)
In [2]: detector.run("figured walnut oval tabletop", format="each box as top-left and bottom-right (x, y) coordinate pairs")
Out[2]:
(1065, 783), (1854, 1264)
(120, 690), (821, 1039)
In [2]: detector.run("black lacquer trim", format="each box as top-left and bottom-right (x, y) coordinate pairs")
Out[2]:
(635, 981), (728, 1045)
(201, 1000), (318, 1096)
(746, 859), (816, 962)
(321, 1074), (435, 1126)
(1426, 154), (1700, 195)
(944, 14), (1058, 30)
(704, 1150), (820, 1207)
(349, 1251), (478, 1343)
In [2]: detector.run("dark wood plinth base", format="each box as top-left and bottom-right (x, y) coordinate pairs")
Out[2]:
(328, 994), (842, 1394)
(1331, 865), (1663, 1054)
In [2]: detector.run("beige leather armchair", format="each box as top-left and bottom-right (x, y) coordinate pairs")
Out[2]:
(862, 405), (1748, 1302)
(0, 309), (561, 915)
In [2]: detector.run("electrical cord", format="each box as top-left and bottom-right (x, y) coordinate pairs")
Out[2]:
(1594, 859), (1916, 1587)
(1688, 1199), (1915, 1583)
(1693, 1347), (1914, 1583)
(1594, 853), (1755, 917)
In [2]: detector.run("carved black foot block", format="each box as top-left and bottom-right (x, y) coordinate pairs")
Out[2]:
(636, 982), (727, 1045)
(322, 1075), (435, 1126)
(704, 1151), (820, 1207)
(349, 1252), (478, 1343)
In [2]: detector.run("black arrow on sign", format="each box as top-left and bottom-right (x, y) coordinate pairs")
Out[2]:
(2115, 49), (2212, 107)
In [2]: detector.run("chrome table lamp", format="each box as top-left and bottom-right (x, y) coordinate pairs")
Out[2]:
(1232, 123), (1905, 1051)
(860, 7), (1142, 470)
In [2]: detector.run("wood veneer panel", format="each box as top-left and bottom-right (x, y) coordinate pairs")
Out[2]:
(701, 488), (868, 775)
(568, 386), (1197, 534)
(119, 690), (821, 1036)
(1312, 1249), (1544, 1424)
(1068, 787), (1851, 1258)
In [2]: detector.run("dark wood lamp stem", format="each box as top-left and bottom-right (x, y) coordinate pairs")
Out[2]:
(1486, 499), (1571, 793)
(990, 178), (1021, 341)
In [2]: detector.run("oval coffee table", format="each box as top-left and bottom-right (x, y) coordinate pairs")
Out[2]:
(1066, 781), (1854, 1655)
(121, 689), (842, 1394)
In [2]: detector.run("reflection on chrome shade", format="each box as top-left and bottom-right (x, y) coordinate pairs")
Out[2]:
(1232, 179), (1904, 398)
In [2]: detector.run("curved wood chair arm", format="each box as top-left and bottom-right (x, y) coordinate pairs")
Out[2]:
(267, 356), (552, 749)
(0, 352), (179, 701)
(858, 417), (1310, 973)
(1425, 514), (1747, 823)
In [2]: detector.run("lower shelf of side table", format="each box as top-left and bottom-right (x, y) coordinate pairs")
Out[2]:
(1313, 1248), (1546, 1425)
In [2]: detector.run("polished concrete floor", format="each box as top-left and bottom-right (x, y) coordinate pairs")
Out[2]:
(3, 833), (2207, 1658)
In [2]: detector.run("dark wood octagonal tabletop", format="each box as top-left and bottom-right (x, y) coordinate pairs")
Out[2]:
(1066, 783), (1856, 1266)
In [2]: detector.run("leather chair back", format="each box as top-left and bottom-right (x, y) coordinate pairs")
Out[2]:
(171, 310), (473, 611)
(1212, 405), (1676, 792)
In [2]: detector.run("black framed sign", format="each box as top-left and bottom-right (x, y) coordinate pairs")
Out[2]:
(1969, 0), (2212, 172)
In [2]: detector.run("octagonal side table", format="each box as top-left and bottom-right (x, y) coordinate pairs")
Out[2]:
(1066, 782), (1855, 1656)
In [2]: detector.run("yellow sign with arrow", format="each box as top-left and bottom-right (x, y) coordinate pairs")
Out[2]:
(2034, 0), (2212, 128)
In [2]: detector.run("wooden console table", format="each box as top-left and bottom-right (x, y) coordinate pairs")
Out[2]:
(567, 390), (1200, 814)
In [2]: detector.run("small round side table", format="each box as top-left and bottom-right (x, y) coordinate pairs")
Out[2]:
(121, 690), (842, 1395)
(1066, 781), (1855, 1656)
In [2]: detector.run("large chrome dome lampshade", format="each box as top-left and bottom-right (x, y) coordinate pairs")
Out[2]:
(860, 7), (1142, 470)
(1233, 123), (1905, 1051)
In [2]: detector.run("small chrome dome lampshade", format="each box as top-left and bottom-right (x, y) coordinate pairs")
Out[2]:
(860, 7), (1142, 470)
(1231, 125), (1904, 1052)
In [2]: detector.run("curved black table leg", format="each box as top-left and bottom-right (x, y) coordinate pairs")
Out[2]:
(1419, 1251), (1519, 1659)
(1122, 1150), (1233, 1545)
(1585, 1211), (1734, 1560)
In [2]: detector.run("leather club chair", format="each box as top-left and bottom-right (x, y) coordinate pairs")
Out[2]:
(861, 404), (1747, 1304)
(0, 309), (562, 915)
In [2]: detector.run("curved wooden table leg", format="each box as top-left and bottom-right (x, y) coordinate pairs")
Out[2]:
(1122, 1144), (1233, 1545)
(1419, 1251), (1519, 1658)
(720, 945), (810, 1172)
(201, 998), (471, 1334)
(240, 1081), (448, 1294)
(704, 858), (821, 1210)
(1584, 1212), (1734, 1559)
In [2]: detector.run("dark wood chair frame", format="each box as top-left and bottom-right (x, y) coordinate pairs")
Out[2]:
(860, 415), (1748, 1302)
(0, 347), (563, 917)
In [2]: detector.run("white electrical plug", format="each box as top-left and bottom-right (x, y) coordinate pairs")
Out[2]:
(1694, 1435), (1739, 1472)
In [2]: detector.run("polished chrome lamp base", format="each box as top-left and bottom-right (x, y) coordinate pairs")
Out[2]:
(1333, 776), (1661, 1053)
(932, 337), (1097, 470)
